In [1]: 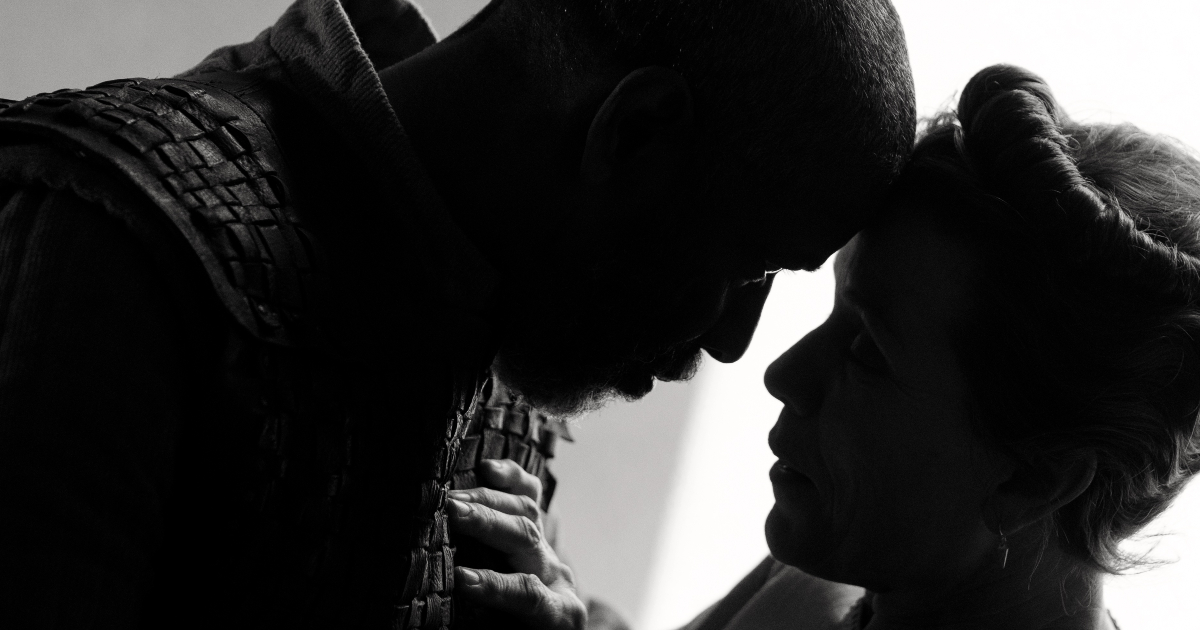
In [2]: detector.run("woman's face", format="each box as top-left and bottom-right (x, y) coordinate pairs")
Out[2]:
(764, 204), (1007, 593)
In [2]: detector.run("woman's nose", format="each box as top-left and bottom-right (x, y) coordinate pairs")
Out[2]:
(764, 322), (838, 416)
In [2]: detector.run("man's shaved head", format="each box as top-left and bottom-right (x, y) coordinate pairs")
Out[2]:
(495, 0), (916, 245)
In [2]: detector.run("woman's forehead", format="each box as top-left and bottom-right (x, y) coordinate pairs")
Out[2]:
(833, 207), (976, 322)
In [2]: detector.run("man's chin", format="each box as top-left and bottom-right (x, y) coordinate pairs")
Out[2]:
(606, 344), (704, 403)
(492, 346), (704, 419)
(495, 370), (653, 420)
(613, 372), (656, 401)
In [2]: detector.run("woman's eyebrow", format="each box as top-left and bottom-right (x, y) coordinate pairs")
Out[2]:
(841, 287), (900, 341)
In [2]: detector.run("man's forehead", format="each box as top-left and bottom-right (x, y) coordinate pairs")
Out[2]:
(746, 194), (879, 271)
(748, 218), (861, 272)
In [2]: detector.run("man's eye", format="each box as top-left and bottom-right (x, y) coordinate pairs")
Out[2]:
(848, 330), (887, 372)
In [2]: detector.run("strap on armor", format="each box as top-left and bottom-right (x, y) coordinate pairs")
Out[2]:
(0, 76), (325, 347)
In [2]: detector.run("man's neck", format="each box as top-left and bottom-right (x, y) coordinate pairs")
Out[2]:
(865, 544), (1111, 630)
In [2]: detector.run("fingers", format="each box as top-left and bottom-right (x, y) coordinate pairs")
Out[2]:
(448, 487), (541, 526)
(448, 498), (548, 575)
(450, 462), (583, 629)
(455, 567), (586, 630)
(477, 458), (543, 505)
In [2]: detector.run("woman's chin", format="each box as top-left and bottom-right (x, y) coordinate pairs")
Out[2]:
(766, 506), (893, 592)
(765, 505), (834, 573)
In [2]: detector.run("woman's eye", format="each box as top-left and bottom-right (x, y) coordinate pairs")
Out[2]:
(848, 330), (887, 372)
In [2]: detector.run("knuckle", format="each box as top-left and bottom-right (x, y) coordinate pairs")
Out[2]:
(518, 515), (542, 547)
(568, 602), (587, 630)
(474, 504), (498, 529)
(517, 495), (540, 521)
(517, 572), (544, 601)
(557, 564), (577, 587)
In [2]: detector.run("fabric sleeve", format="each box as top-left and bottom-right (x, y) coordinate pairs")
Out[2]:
(0, 181), (192, 628)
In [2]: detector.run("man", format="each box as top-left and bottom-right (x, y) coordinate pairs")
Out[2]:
(0, 0), (913, 628)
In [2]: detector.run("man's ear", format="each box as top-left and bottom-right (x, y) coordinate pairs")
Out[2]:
(581, 66), (695, 187)
(985, 452), (1098, 535)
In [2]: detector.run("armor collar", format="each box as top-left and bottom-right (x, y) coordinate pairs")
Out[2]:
(186, 0), (499, 321)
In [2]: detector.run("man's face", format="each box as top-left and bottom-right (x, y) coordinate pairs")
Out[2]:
(493, 171), (870, 417)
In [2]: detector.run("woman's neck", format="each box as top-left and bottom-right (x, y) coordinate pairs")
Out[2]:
(863, 541), (1112, 630)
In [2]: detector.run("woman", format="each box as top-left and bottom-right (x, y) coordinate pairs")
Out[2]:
(446, 65), (1200, 629)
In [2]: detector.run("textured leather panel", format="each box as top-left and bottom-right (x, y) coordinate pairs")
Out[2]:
(0, 78), (558, 629)
(0, 78), (323, 347)
(391, 373), (569, 629)
(453, 378), (572, 512)
(390, 362), (490, 630)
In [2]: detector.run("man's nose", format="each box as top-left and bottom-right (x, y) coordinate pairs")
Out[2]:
(696, 275), (775, 363)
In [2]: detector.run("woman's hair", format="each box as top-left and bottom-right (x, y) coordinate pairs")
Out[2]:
(894, 64), (1200, 572)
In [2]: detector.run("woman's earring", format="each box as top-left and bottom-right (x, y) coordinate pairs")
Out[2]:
(997, 524), (1010, 569)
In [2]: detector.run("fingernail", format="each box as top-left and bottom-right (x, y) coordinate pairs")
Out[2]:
(448, 498), (471, 517)
(485, 459), (505, 469)
(447, 490), (470, 501)
(458, 567), (481, 586)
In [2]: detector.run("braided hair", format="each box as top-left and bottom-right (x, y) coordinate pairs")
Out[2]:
(895, 64), (1200, 572)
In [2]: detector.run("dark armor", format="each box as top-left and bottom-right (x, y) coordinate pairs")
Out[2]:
(0, 76), (563, 629)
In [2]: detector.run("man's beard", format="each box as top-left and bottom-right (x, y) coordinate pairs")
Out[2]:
(491, 301), (705, 418)
(489, 221), (719, 417)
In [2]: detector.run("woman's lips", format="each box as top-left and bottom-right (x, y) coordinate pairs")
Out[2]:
(770, 460), (821, 508)
(769, 460), (812, 485)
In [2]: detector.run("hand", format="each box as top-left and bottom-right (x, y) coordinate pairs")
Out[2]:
(448, 459), (586, 630)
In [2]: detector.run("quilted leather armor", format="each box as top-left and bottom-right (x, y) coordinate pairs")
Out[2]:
(0, 76), (564, 629)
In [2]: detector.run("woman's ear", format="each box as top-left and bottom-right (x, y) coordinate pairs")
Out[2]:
(580, 66), (695, 188)
(985, 452), (1098, 535)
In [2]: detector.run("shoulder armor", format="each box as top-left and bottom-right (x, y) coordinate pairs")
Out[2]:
(0, 77), (324, 346)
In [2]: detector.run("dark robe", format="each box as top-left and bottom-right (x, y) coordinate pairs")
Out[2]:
(0, 1), (536, 627)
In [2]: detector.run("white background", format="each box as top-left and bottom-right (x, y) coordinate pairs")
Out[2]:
(558, 3), (1200, 629)
(3, 2), (1199, 629)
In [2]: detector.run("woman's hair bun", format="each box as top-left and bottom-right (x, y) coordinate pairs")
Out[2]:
(898, 64), (1200, 573)
(955, 64), (1091, 215)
